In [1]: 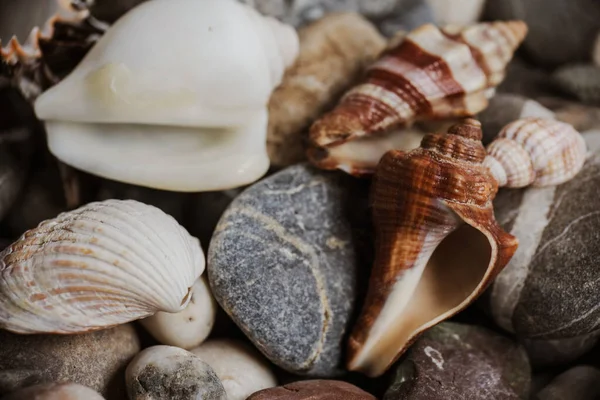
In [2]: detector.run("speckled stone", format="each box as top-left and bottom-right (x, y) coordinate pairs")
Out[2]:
(248, 380), (376, 399)
(208, 164), (372, 376)
(477, 94), (555, 144)
(553, 64), (600, 105)
(534, 366), (600, 400)
(485, 0), (600, 67)
(0, 324), (140, 400)
(522, 331), (600, 368)
(383, 322), (530, 400)
(487, 149), (600, 340)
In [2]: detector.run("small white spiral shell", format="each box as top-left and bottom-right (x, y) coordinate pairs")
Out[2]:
(0, 199), (204, 334)
(484, 118), (587, 188)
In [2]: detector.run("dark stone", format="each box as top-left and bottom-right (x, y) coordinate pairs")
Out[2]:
(0, 324), (140, 400)
(534, 366), (600, 400)
(384, 322), (530, 400)
(497, 58), (558, 99)
(89, 0), (150, 23)
(208, 164), (372, 376)
(485, 0), (600, 67)
(522, 332), (600, 368)
(553, 64), (600, 106)
(247, 380), (376, 399)
(487, 152), (600, 340)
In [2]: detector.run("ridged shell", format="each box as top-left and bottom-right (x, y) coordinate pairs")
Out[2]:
(347, 119), (519, 377)
(0, 199), (204, 334)
(308, 20), (528, 175)
(484, 118), (587, 188)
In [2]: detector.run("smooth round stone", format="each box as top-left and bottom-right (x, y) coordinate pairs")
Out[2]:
(140, 276), (217, 350)
(485, 0), (600, 67)
(497, 58), (557, 99)
(192, 339), (277, 400)
(0, 383), (105, 400)
(477, 94), (555, 144)
(126, 345), (226, 400)
(538, 97), (600, 132)
(248, 380), (376, 399)
(522, 331), (600, 368)
(0, 324), (140, 400)
(0, 151), (24, 222)
(553, 64), (600, 105)
(377, 0), (434, 37)
(208, 164), (372, 376)
(383, 322), (530, 400)
(534, 366), (600, 400)
(487, 150), (600, 340)
(425, 0), (484, 25)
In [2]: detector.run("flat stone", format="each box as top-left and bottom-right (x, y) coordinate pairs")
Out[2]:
(522, 332), (600, 368)
(534, 366), (600, 400)
(487, 151), (600, 340)
(248, 380), (376, 399)
(485, 0), (600, 67)
(553, 64), (600, 106)
(383, 322), (530, 400)
(0, 324), (140, 400)
(0, 383), (105, 400)
(208, 164), (372, 376)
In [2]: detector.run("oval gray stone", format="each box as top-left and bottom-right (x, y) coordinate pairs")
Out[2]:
(383, 322), (530, 400)
(534, 366), (600, 400)
(553, 64), (600, 106)
(487, 149), (600, 340)
(521, 331), (600, 368)
(208, 164), (371, 376)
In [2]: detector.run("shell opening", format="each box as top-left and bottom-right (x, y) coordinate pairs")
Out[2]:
(349, 224), (492, 376)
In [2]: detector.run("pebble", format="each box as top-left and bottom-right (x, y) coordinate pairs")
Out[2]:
(0, 324), (140, 400)
(0, 383), (105, 400)
(383, 322), (530, 400)
(522, 332), (600, 368)
(192, 339), (277, 400)
(593, 32), (600, 66)
(553, 64), (600, 105)
(425, 0), (484, 25)
(537, 97), (600, 132)
(477, 93), (555, 144)
(247, 380), (376, 399)
(497, 58), (557, 99)
(488, 149), (600, 341)
(126, 345), (226, 400)
(0, 151), (22, 221)
(267, 12), (386, 168)
(140, 276), (217, 350)
(485, 0), (600, 67)
(534, 366), (600, 400)
(208, 164), (372, 376)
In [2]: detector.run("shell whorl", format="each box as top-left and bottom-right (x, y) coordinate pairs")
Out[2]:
(0, 199), (204, 334)
(309, 21), (528, 151)
(484, 118), (587, 188)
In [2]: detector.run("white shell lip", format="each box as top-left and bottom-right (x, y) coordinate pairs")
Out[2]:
(0, 199), (205, 334)
(44, 111), (270, 192)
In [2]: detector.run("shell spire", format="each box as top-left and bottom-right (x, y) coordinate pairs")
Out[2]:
(484, 118), (587, 188)
(347, 119), (519, 377)
(308, 21), (528, 175)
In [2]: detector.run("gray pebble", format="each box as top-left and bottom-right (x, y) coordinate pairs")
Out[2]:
(384, 322), (530, 400)
(126, 346), (226, 400)
(522, 332), (600, 368)
(534, 366), (600, 400)
(487, 151), (600, 340)
(0, 383), (105, 400)
(208, 164), (372, 376)
(553, 64), (600, 105)
(485, 0), (600, 67)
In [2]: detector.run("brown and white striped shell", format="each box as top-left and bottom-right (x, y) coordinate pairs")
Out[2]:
(308, 21), (528, 176)
(484, 118), (587, 188)
(0, 199), (204, 334)
(348, 119), (519, 377)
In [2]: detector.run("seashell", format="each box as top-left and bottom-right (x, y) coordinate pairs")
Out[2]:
(0, 199), (204, 334)
(32, 0), (299, 192)
(484, 118), (587, 188)
(347, 119), (519, 377)
(308, 20), (527, 175)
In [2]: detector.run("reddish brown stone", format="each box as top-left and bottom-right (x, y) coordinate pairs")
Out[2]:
(247, 380), (375, 400)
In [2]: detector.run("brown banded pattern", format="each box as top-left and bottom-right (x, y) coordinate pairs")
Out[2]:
(308, 21), (528, 176)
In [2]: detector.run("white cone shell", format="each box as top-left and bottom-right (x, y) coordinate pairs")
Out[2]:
(0, 199), (204, 334)
(32, 0), (299, 192)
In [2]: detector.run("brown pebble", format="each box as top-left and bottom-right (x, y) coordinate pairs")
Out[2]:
(248, 380), (376, 400)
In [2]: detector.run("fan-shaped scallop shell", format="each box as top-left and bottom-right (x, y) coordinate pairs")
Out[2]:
(308, 20), (528, 175)
(0, 199), (204, 334)
(484, 118), (587, 188)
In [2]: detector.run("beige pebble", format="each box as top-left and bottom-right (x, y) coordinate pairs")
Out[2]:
(425, 0), (485, 25)
(0, 383), (105, 400)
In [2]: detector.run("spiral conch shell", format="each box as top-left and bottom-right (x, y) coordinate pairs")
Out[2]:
(484, 118), (587, 188)
(348, 119), (519, 377)
(32, 0), (299, 192)
(0, 199), (204, 334)
(308, 21), (528, 176)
